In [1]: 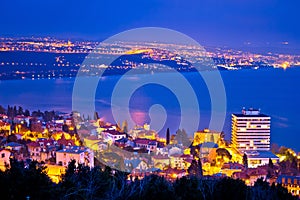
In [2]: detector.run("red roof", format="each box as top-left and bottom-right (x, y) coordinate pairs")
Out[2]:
(152, 155), (169, 160)
(170, 153), (183, 158)
(57, 134), (75, 146)
(222, 162), (244, 170)
(135, 139), (150, 145)
(0, 121), (10, 126)
(233, 172), (250, 179)
(105, 130), (125, 135)
(27, 142), (40, 147)
(134, 139), (157, 145)
(180, 154), (192, 159)
(86, 135), (99, 140)
(162, 167), (186, 174)
(37, 138), (55, 146)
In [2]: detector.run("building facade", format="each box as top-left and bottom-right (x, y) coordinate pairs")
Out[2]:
(56, 146), (94, 168)
(277, 175), (300, 198)
(193, 128), (221, 146)
(231, 108), (271, 151)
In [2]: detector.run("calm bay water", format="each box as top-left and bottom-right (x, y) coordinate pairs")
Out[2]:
(0, 68), (299, 151)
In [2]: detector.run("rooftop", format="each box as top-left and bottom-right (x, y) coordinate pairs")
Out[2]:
(104, 130), (125, 135)
(5, 142), (23, 147)
(232, 113), (270, 118)
(233, 108), (269, 117)
(57, 146), (88, 154)
(244, 150), (278, 159)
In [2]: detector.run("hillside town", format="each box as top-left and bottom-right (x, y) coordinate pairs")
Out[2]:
(0, 105), (299, 197)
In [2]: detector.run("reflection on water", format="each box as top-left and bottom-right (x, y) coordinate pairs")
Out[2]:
(0, 68), (300, 151)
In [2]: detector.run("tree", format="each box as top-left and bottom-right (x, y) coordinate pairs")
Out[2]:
(24, 109), (30, 117)
(43, 110), (55, 122)
(268, 158), (274, 169)
(243, 153), (248, 169)
(7, 105), (14, 118)
(30, 121), (43, 133)
(166, 128), (170, 145)
(127, 175), (176, 200)
(0, 159), (56, 199)
(175, 129), (191, 146)
(188, 159), (202, 178)
(0, 105), (6, 114)
(94, 111), (99, 120)
(62, 124), (69, 133)
(122, 120), (128, 133)
(213, 177), (247, 200)
(13, 106), (17, 117)
(216, 148), (232, 160)
(17, 106), (23, 115)
(173, 176), (205, 200)
(267, 158), (275, 179)
(197, 159), (203, 177)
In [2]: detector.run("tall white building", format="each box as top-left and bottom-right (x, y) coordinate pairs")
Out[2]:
(231, 108), (271, 151)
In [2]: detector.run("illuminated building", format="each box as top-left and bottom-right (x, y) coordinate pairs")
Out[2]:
(103, 130), (126, 143)
(124, 158), (149, 173)
(231, 108), (271, 151)
(193, 128), (221, 146)
(152, 155), (170, 170)
(0, 121), (11, 135)
(134, 138), (158, 152)
(0, 149), (11, 171)
(56, 146), (94, 168)
(277, 175), (300, 197)
(45, 164), (66, 183)
(245, 150), (279, 168)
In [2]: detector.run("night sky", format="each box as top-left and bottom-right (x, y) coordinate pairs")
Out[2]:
(1, 0), (300, 47)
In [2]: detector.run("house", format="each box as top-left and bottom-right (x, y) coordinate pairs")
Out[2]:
(0, 121), (11, 135)
(134, 129), (158, 140)
(193, 128), (221, 146)
(169, 154), (193, 170)
(5, 142), (23, 151)
(199, 142), (218, 158)
(277, 175), (300, 198)
(244, 150), (279, 168)
(84, 135), (101, 150)
(65, 118), (72, 126)
(27, 139), (57, 162)
(134, 139), (158, 152)
(160, 167), (187, 179)
(13, 115), (30, 124)
(4, 142), (25, 160)
(97, 124), (117, 134)
(0, 114), (8, 120)
(168, 146), (183, 156)
(46, 123), (63, 132)
(103, 130), (126, 143)
(129, 124), (158, 139)
(152, 155), (170, 170)
(169, 154), (187, 169)
(156, 142), (168, 156)
(57, 133), (75, 146)
(124, 158), (149, 173)
(27, 142), (42, 161)
(45, 164), (66, 183)
(220, 162), (244, 177)
(56, 146), (94, 168)
(0, 149), (11, 171)
(232, 167), (269, 186)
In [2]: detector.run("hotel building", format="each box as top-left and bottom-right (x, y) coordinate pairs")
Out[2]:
(231, 108), (271, 151)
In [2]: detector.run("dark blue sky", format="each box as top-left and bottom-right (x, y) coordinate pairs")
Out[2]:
(1, 0), (300, 47)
